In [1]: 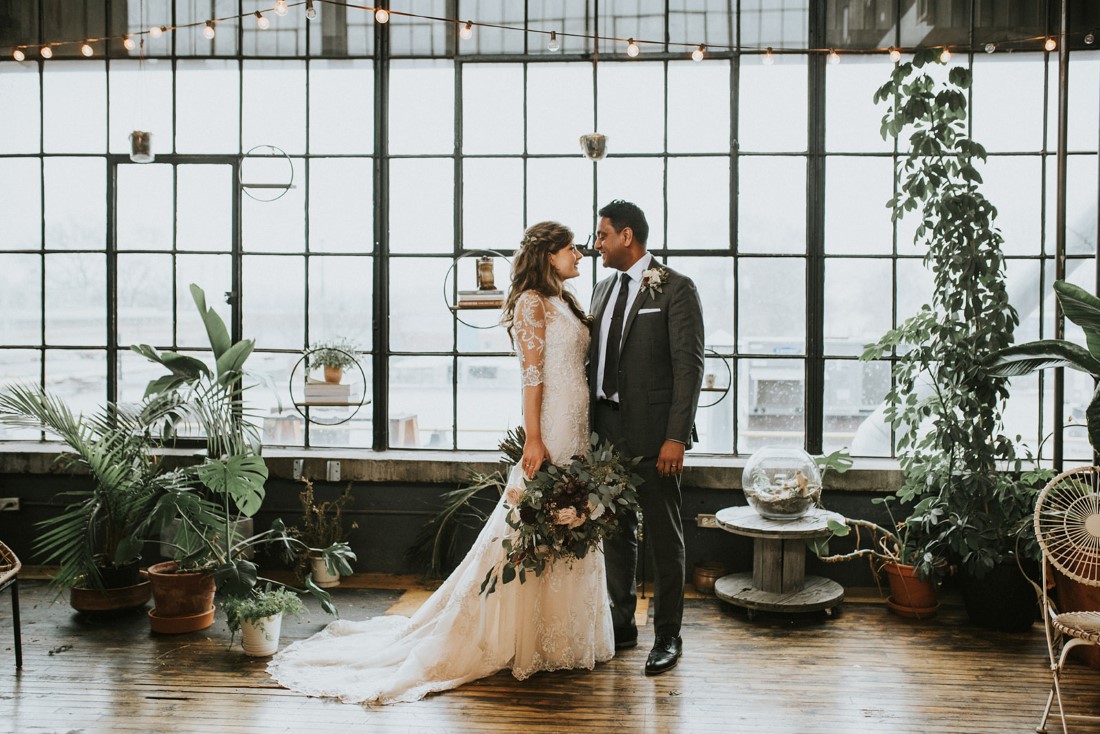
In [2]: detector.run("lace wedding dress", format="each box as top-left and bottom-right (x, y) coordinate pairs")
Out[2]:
(268, 291), (614, 704)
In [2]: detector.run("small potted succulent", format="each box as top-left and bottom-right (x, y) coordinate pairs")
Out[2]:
(308, 338), (361, 384)
(223, 586), (307, 656)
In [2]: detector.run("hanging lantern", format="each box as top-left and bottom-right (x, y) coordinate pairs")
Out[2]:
(129, 131), (154, 163)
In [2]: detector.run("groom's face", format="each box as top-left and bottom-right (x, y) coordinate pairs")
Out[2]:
(595, 217), (631, 271)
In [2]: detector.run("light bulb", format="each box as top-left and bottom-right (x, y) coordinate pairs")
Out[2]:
(626, 38), (640, 57)
(939, 47), (952, 62)
(274, 0), (288, 17)
(547, 31), (560, 52)
(40, 46), (53, 59)
(889, 47), (901, 62)
(123, 36), (136, 51)
(255, 11), (269, 30)
(305, 0), (317, 20)
(459, 21), (473, 40)
(203, 21), (216, 40)
(150, 26), (163, 39)
(984, 42), (996, 54)
(827, 49), (840, 65)
(1086, 32), (1096, 45)
(375, 8), (390, 24)
(81, 43), (94, 57)
(691, 44), (705, 62)
(763, 47), (774, 65)
(13, 48), (25, 61)
(1044, 37), (1057, 52)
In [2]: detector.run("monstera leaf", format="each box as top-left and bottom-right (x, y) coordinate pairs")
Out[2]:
(196, 454), (269, 517)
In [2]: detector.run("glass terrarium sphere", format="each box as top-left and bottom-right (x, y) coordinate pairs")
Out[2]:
(742, 446), (822, 520)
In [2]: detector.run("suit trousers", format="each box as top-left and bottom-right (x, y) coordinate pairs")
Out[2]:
(595, 400), (686, 638)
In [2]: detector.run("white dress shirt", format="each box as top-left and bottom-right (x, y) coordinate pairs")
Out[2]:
(596, 253), (654, 402)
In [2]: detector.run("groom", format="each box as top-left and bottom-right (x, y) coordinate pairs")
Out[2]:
(588, 200), (705, 676)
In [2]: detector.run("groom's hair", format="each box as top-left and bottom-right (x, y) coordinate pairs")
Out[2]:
(598, 200), (649, 247)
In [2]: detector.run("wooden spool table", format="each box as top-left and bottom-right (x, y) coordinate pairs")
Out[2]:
(713, 505), (845, 619)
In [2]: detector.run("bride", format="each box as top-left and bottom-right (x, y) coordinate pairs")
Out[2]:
(268, 221), (614, 704)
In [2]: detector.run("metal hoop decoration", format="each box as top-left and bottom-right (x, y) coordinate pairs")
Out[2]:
(288, 347), (368, 426)
(443, 249), (512, 330)
(699, 347), (732, 409)
(239, 144), (295, 202)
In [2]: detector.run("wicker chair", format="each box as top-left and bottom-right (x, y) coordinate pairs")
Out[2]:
(0, 540), (21, 669)
(1034, 466), (1100, 733)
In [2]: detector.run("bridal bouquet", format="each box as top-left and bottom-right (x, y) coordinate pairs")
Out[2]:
(480, 432), (642, 596)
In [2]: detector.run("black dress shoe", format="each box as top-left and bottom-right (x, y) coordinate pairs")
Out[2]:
(614, 624), (638, 650)
(644, 635), (682, 675)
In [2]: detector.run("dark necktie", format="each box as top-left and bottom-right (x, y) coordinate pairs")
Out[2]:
(601, 272), (631, 400)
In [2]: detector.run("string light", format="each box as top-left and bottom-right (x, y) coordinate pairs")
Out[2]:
(374, 8), (390, 24)
(123, 35), (136, 51)
(81, 43), (94, 57)
(12, 48), (25, 61)
(203, 21), (216, 40)
(762, 47), (774, 65)
(626, 38), (640, 57)
(827, 49), (840, 65)
(889, 47), (901, 62)
(547, 31), (560, 52)
(40, 46), (53, 59)
(150, 26), (164, 39)
(306, 0), (318, 21)
(1044, 37), (1057, 51)
(255, 11), (270, 30)
(939, 47), (952, 62)
(691, 44), (705, 62)
(274, 0), (289, 17)
(459, 21), (473, 40)
(984, 42), (996, 53)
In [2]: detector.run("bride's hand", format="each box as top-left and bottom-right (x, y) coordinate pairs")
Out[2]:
(521, 437), (550, 479)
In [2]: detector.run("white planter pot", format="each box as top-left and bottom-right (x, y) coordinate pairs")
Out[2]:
(240, 613), (283, 657)
(311, 555), (341, 588)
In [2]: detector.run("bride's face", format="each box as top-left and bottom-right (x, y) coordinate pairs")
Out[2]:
(548, 243), (581, 281)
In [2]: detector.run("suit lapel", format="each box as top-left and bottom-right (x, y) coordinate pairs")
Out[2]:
(590, 276), (615, 351)
(620, 260), (662, 347)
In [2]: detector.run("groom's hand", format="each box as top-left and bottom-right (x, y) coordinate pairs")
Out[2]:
(656, 440), (685, 477)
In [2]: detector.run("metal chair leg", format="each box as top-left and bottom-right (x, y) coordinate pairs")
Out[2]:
(11, 579), (21, 669)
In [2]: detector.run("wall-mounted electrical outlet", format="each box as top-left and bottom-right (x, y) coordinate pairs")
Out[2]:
(0, 497), (20, 512)
(696, 513), (718, 529)
(292, 459), (304, 480)
(326, 460), (341, 482)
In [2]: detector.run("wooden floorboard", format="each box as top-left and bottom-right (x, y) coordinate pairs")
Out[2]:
(2, 577), (1100, 733)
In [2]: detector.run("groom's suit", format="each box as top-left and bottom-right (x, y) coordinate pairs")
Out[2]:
(588, 255), (704, 638)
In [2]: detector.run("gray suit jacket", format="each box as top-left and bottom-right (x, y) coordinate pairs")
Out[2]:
(588, 263), (705, 458)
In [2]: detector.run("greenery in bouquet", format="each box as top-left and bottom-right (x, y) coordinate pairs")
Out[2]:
(480, 432), (642, 596)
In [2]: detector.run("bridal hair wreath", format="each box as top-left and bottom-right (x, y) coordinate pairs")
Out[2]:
(480, 432), (643, 596)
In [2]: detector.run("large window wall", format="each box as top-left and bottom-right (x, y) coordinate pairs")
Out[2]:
(0, 1), (1097, 460)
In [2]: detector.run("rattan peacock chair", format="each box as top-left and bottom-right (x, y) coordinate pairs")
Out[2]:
(0, 540), (21, 668)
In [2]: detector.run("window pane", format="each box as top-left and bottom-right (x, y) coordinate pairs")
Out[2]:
(456, 2), (525, 55)
(463, 158), (524, 250)
(669, 1), (733, 48)
(739, 156), (806, 254)
(598, 158), (666, 249)
(309, 2), (375, 57)
(45, 253), (105, 346)
(118, 349), (175, 405)
(109, 60), (174, 156)
(462, 64), (524, 154)
(739, 257), (804, 353)
(0, 254), (41, 345)
(177, 255), (232, 349)
(1007, 257), (1045, 346)
(598, 1), (665, 51)
(390, 257), (453, 352)
(972, 56), (1044, 153)
(117, 164), (173, 251)
(389, 0), (448, 56)
(741, 1), (809, 47)
(666, 256), (735, 357)
(1067, 53), (1099, 152)
(45, 349), (107, 418)
(118, 253), (172, 347)
(243, 255), (305, 350)
(242, 157), (305, 253)
(175, 0), (239, 56)
(390, 158), (454, 253)
(526, 157), (592, 233)
(0, 64), (40, 154)
(309, 60), (374, 154)
(43, 62), (105, 153)
(669, 60), (729, 154)
(178, 165), (233, 252)
(827, 359), (890, 456)
(176, 60), (240, 154)
(309, 255), (373, 351)
(389, 355), (453, 448)
(982, 155), (1041, 257)
(457, 356), (521, 449)
(45, 157), (106, 250)
(243, 60), (307, 154)
(824, 156), (893, 254)
(740, 57), (807, 152)
(824, 258), (891, 356)
(825, 56), (893, 153)
(389, 61), (454, 155)
(598, 62), (665, 154)
(667, 157), (728, 248)
(738, 357), (804, 452)
(1049, 155), (1098, 257)
(0, 158), (42, 250)
(243, 0), (306, 56)
(527, 4), (594, 56)
(0, 350), (43, 439)
(249, 353), (304, 449)
(309, 158), (373, 253)
(528, 63), (593, 154)
(896, 258), (932, 326)
(694, 352), (734, 454)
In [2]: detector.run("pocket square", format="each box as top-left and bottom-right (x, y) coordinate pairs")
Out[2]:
(638, 308), (661, 315)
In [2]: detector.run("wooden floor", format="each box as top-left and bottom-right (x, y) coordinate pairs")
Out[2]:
(3, 575), (1100, 734)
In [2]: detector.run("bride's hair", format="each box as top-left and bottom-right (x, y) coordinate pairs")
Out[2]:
(502, 221), (592, 344)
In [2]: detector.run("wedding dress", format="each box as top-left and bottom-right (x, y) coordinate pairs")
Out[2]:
(268, 291), (614, 704)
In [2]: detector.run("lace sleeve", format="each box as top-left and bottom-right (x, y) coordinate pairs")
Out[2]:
(514, 291), (547, 387)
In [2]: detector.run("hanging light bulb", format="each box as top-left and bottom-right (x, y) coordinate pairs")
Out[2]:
(255, 11), (270, 29)
(203, 21), (216, 40)
(984, 42), (996, 54)
(81, 43), (94, 57)
(1085, 32), (1096, 45)
(889, 47), (901, 62)
(150, 25), (164, 39)
(274, 0), (289, 17)
(547, 31), (560, 52)
(123, 35), (137, 51)
(691, 44), (705, 62)
(305, 0), (317, 20)
(939, 47), (952, 62)
(40, 46), (53, 59)
(375, 8), (390, 24)
(763, 47), (774, 65)
(459, 21), (473, 40)
(13, 48), (25, 61)
(827, 49), (840, 65)
(626, 38), (640, 57)
(1044, 37), (1057, 52)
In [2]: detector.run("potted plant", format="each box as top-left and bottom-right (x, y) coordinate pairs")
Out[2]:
(861, 49), (1048, 630)
(308, 338), (360, 384)
(290, 479), (357, 587)
(223, 585), (306, 656)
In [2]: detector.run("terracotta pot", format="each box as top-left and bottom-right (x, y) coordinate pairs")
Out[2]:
(882, 561), (939, 619)
(323, 366), (343, 383)
(70, 580), (152, 614)
(148, 606), (215, 634)
(241, 613), (283, 656)
(310, 555), (340, 588)
(146, 561), (216, 618)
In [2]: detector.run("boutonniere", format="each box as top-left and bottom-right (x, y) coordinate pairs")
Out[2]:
(639, 267), (669, 300)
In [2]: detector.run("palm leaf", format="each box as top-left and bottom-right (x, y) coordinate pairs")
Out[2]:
(989, 340), (1100, 378)
(1055, 280), (1100, 362)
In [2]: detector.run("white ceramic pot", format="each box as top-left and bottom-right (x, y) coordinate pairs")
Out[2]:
(311, 555), (341, 588)
(240, 613), (283, 657)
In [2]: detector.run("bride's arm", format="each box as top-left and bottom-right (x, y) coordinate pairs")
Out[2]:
(514, 291), (550, 479)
